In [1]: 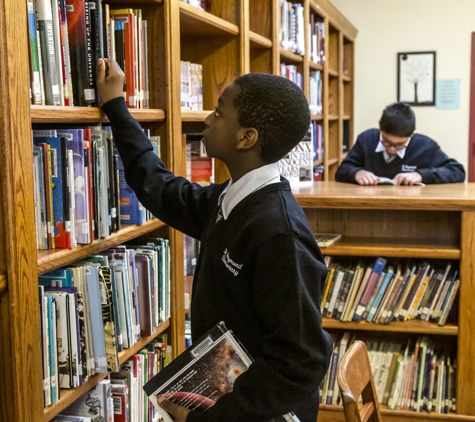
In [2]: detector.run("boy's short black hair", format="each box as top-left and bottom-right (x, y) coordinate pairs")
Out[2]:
(380, 102), (415, 137)
(233, 73), (310, 163)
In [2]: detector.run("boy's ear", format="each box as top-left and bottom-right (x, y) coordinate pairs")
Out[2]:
(236, 128), (259, 150)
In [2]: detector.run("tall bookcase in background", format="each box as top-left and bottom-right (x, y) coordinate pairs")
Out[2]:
(0, 0), (356, 421)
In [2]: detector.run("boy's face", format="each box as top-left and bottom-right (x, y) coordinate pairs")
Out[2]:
(203, 83), (244, 163)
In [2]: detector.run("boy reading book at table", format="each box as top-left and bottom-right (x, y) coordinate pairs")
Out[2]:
(335, 102), (465, 185)
(97, 59), (332, 422)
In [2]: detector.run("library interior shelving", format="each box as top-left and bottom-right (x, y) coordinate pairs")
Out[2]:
(2, 0), (474, 422)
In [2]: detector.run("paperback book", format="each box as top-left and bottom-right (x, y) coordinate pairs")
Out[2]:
(143, 321), (300, 422)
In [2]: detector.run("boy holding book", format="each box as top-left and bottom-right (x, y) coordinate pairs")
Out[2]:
(97, 58), (332, 422)
(335, 102), (465, 185)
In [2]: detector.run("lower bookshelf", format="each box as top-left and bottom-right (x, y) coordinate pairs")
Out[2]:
(318, 405), (475, 422)
(44, 320), (170, 421)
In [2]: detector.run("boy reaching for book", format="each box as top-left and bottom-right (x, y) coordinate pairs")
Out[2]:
(335, 102), (465, 185)
(96, 58), (332, 422)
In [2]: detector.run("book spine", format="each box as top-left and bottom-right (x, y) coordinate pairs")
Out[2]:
(36, 0), (61, 105)
(27, 0), (43, 104)
(65, 0), (95, 106)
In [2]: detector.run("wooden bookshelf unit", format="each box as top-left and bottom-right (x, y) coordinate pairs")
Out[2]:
(293, 181), (475, 422)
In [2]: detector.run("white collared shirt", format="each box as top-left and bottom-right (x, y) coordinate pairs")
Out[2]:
(217, 163), (281, 220)
(375, 136), (411, 161)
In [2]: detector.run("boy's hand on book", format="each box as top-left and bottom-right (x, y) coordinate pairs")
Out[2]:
(355, 169), (380, 186)
(392, 172), (423, 185)
(158, 398), (190, 422)
(96, 58), (125, 105)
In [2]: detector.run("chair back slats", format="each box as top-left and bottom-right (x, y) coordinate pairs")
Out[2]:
(337, 340), (383, 422)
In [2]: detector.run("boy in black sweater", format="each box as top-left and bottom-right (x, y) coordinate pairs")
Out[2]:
(335, 102), (465, 185)
(97, 59), (332, 422)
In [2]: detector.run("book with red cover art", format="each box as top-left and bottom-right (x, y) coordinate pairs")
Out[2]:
(143, 321), (300, 422)
(65, 0), (96, 106)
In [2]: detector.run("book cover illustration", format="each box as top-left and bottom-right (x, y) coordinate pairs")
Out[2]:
(144, 321), (300, 422)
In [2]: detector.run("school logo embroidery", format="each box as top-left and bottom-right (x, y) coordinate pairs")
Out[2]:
(401, 164), (417, 172)
(221, 248), (243, 276)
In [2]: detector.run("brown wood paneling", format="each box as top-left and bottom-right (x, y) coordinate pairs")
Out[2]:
(457, 211), (475, 415)
(0, 0), (43, 420)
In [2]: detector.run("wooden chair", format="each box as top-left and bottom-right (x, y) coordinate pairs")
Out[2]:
(337, 340), (383, 422)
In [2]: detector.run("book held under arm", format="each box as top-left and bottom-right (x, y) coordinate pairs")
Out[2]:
(143, 321), (300, 422)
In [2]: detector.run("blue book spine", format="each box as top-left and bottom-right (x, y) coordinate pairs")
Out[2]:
(57, 129), (90, 244)
(353, 257), (387, 322)
(367, 267), (394, 322)
(46, 295), (56, 403)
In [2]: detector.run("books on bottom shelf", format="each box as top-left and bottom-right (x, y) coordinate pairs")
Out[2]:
(143, 321), (300, 422)
(321, 332), (456, 414)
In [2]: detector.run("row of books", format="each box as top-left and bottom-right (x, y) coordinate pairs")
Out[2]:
(321, 257), (459, 326)
(39, 240), (171, 406)
(184, 133), (214, 186)
(309, 15), (325, 65)
(32, 126), (158, 250)
(28, 0), (149, 108)
(309, 70), (323, 115)
(52, 338), (170, 422)
(279, 1), (305, 56)
(280, 63), (303, 89)
(322, 333), (456, 414)
(180, 61), (204, 111)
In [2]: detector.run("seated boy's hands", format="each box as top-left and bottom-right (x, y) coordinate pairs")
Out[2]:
(96, 58), (125, 104)
(158, 398), (190, 422)
(355, 169), (380, 185)
(393, 172), (423, 185)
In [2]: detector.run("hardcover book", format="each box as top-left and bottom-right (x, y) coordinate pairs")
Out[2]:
(143, 321), (300, 422)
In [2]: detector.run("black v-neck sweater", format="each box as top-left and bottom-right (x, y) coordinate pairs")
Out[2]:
(335, 128), (465, 184)
(102, 97), (332, 422)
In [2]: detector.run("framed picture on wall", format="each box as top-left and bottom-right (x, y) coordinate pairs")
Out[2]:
(397, 51), (436, 106)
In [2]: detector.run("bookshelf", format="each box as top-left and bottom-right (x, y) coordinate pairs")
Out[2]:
(292, 181), (475, 422)
(0, 1), (357, 422)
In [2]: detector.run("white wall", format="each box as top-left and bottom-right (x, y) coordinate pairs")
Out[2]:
(330, 0), (475, 171)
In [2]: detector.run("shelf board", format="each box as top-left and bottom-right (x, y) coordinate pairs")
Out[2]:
(342, 74), (351, 82)
(319, 236), (460, 259)
(280, 47), (304, 63)
(342, 151), (348, 160)
(328, 114), (338, 121)
(328, 68), (339, 77)
(311, 113), (323, 121)
(314, 158), (324, 167)
(249, 30), (272, 49)
(318, 405), (475, 422)
(328, 158), (339, 166)
(322, 319), (458, 336)
(30, 105), (166, 124)
(310, 61), (324, 71)
(181, 110), (212, 122)
(179, 2), (239, 36)
(31, 106), (166, 123)
(44, 320), (170, 421)
(37, 219), (167, 274)
(343, 114), (351, 120)
(292, 181), (475, 211)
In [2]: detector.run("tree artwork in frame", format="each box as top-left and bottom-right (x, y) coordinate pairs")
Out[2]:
(397, 51), (436, 106)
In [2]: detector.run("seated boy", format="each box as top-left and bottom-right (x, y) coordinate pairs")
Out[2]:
(97, 59), (332, 422)
(335, 102), (465, 185)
